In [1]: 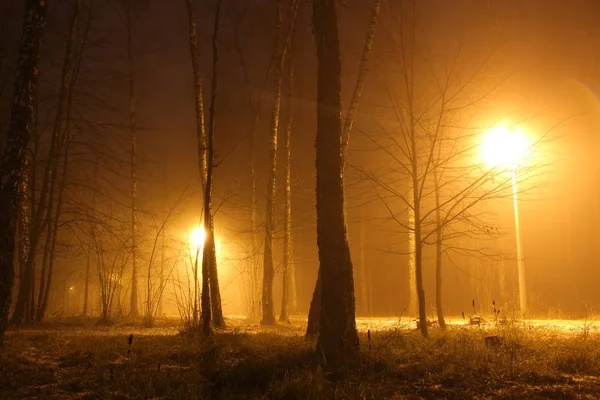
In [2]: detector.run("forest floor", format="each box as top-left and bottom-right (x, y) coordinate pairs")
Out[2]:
(3, 316), (600, 399)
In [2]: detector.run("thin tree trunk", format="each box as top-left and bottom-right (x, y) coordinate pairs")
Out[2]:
(289, 236), (297, 313)
(12, 0), (79, 325)
(261, 0), (284, 326)
(38, 138), (71, 321)
(201, 0), (223, 335)
(0, 0), (46, 349)
(341, 0), (382, 169)
(313, 0), (359, 371)
(207, 0), (224, 329)
(83, 159), (97, 316)
(433, 171), (446, 329)
(126, 0), (139, 320)
(279, 32), (294, 322)
(407, 189), (417, 316)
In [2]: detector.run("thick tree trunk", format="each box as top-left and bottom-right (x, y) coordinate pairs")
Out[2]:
(313, 0), (359, 371)
(358, 214), (368, 316)
(0, 0), (46, 349)
(306, 0), (380, 334)
(261, 0), (284, 326)
(126, 0), (139, 320)
(305, 272), (320, 338)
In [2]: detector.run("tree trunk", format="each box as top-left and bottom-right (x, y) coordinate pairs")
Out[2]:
(126, 0), (139, 320)
(83, 159), (98, 317)
(305, 271), (320, 339)
(341, 0), (382, 168)
(407, 188), (417, 316)
(37, 137), (71, 321)
(409, 136), (427, 338)
(201, 0), (223, 334)
(261, 0), (284, 326)
(279, 33), (294, 322)
(12, 0), (79, 325)
(0, 0), (46, 349)
(184, 0), (224, 328)
(306, 0), (380, 335)
(313, 0), (359, 371)
(358, 214), (368, 316)
(207, 0), (224, 329)
(434, 173), (446, 329)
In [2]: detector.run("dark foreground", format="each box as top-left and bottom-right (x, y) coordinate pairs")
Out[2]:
(2, 317), (600, 399)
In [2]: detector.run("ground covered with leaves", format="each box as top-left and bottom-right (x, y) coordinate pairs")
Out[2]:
(2, 317), (600, 399)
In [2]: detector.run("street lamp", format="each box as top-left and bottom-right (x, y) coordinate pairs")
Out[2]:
(190, 227), (206, 251)
(480, 123), (530, 317)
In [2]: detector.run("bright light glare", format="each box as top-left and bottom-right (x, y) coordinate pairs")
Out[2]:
(481, 125), (530, 169)
(190, 227), (206, 248)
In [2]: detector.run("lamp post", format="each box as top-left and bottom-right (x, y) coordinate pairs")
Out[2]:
(481, 124), (529, 317)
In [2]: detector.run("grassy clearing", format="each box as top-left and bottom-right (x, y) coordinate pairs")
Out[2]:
(2, 319), (600, 399)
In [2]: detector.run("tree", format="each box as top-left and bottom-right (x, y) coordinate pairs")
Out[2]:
(0, 0), (47, 349)
(357, 0), (551, 336)
(313, 0), (359, 371)
(11, 0), (81, 325)
(279, 29), (295, 322)
(125, 0), (139, 320)
(261, 0), (284, 326)
(306, 0), (382, 339)
(184, 0), (225, 330)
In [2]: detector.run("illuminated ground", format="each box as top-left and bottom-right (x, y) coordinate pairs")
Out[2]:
(9, 315), (600, 338)
(4, 315), (600, 398)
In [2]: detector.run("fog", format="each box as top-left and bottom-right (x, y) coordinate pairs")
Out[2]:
(2, 0), (600, 325)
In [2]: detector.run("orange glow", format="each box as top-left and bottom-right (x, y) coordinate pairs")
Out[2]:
(189, 226), (206, 249)
(480, 124), (530, 169)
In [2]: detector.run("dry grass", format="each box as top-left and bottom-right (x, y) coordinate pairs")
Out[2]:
(2, 318), (600, 399)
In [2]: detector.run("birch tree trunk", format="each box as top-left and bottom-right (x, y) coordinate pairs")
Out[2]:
(313, 0), (359, 371)
(126, 0), (139, 320)
(261, 0), (284, 326)
(306, 0), (381, 337)
(184, 0), (224, 329)
(433, 169), (446, 328)
(0, 0), (46, 348)
(279, 43), (294, 322)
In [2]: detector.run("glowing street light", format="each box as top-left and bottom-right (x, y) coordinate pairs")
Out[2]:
(190, 226), (206, 250)
(480, 123), (530, 317)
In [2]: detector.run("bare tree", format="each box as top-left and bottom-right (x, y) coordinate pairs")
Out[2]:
(261, 0), (284, 326)
(279, 26), (295, 322)
(313, 0), (359, 371)
(306, 0), (382, 339)
(125, 0), (139, 320)
(0, 0), (47, 348)
(357, 0), (552, 336)
(11, 0), (81, 324)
